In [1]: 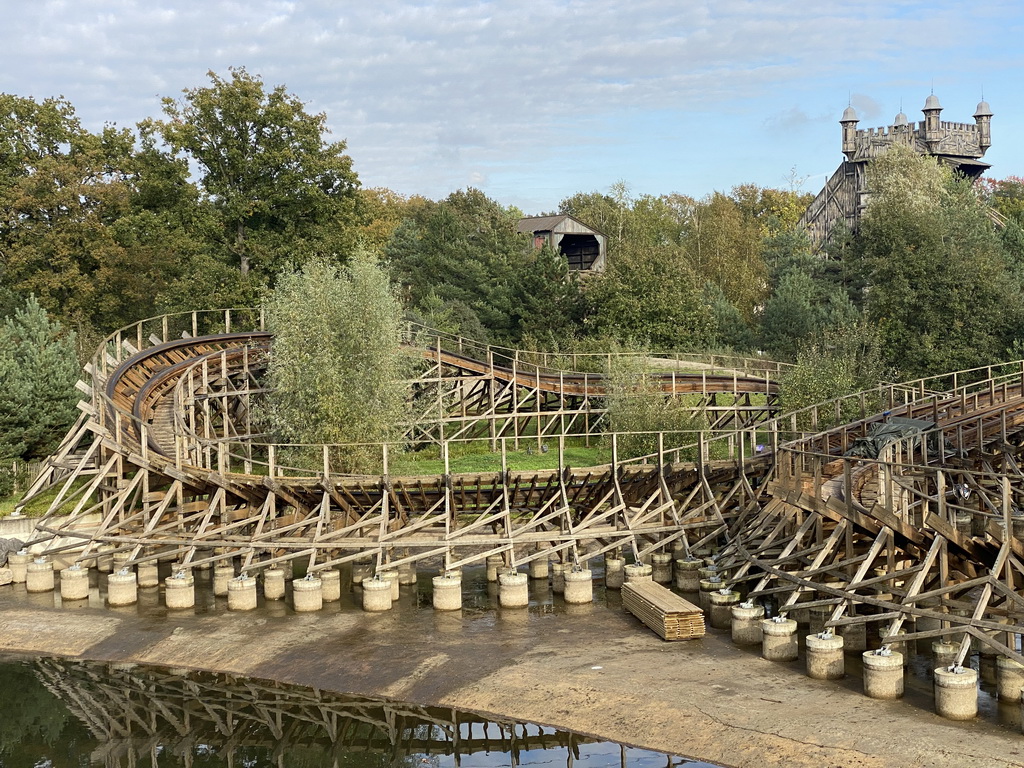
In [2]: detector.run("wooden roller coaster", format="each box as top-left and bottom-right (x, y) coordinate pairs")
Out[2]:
(14, 309), (1024, 665)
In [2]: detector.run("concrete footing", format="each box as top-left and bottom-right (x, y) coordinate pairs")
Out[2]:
(624, 563), (652, 583)
(432, 574), (462, 610)
(362, 577), (393, 611)
(674, 558), (701, 591)
(227, 575), (258, 611)
(59, 565), (90, 601)
(26, 559), (54, 593)
(112, 552), (131, 572)
(730, 602), (764, 645)
(293, 575), (323, 612)
(321, 570), (342, 602)
(213, 564), (235, 597)
(932, 640), (959, 668)
(839, 621), (867, 652)
(708, 589), (740, 630)
(551, 562), (566, 593)
(9, 551), (30, 583)
(137, 563), (160, 589)
(997, 657), (1024, 702)
(499, 571), (529, 608)
(379, 569), (400, 599)
(486, 555), (504, 582)
(805, 632), (845, 680)
(761, 617), (798, 662)
(107, 569), (138, 606)
(528, 557), (549, 580)
(263, 567), (286, 600)
(164, 571), (195, 609)
(563, 569), (593, 604)
(698, 577), (723, 612)
(604, 558), (624, 589)
(651, 553), (673, 584)
(934, 666), (979, 720)
(862, 649), (904, 699)
(398, 562), (417, 585)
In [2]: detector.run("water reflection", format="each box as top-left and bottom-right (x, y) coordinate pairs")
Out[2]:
(0, 658), (718, 768)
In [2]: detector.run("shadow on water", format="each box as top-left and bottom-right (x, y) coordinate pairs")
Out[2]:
(0, 657), (723, 768)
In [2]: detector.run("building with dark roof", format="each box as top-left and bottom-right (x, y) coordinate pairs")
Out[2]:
(799, 95), (993, 248)
(516, 214), (607, 272)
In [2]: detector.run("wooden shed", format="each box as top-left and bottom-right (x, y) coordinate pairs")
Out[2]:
(517, 214), (607, 273)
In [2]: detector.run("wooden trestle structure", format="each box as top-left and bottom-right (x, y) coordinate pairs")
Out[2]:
(14, 310), (1024, 664)
(33, 658), (614, 768)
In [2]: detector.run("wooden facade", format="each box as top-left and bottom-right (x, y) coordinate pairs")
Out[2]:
(517, 214), (607, 272)
(800, 95), (993, 248)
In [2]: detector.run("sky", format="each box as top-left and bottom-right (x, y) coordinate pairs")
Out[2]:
(3, 0), (1023, 214)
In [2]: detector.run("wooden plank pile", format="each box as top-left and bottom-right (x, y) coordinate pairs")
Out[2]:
(622, 581), (705, 640)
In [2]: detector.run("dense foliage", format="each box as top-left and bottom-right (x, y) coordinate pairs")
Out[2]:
(3, 70), (1024, 465)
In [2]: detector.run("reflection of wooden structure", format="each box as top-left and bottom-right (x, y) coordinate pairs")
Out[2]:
(800, 95), (993, 248)
(34, 658), (631, 768)
(517, 214), (607, 272)
(18, 310), (779, 578)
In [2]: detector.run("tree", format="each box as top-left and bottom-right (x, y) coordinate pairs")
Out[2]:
(260, 254), (407, 473)
(0, 296), (80, 460)
(150, 67), (361, 278)
(854, 146), (1022, 376)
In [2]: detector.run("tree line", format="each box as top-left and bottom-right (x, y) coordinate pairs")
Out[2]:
(4, 68), (1024, 465)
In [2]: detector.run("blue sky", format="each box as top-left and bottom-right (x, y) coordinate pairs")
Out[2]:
(3, 0), (1022, 213)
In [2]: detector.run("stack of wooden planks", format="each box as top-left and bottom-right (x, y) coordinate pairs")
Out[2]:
(622, 581), (705, 640)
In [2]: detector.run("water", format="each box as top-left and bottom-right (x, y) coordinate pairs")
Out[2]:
(0, 657), (721, 768)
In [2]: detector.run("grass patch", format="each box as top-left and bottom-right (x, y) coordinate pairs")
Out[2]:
(0, 478), (91, 519)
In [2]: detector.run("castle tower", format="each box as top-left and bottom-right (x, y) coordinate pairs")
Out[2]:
(974, 100), (993, 150)
(922, 93), (943, 145)
(840, 106), (859, 160)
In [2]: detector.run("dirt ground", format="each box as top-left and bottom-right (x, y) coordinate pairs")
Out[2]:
(0, 576), (1021, 768)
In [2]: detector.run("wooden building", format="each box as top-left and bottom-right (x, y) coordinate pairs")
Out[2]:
(517, 214), (607, 272)
(799, 95), (993, 248)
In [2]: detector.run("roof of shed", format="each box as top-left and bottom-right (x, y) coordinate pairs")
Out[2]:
(516, 214), (604, 236)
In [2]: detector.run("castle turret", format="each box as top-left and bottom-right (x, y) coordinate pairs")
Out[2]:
(840, 105), (859, 160)
(974, 100), (993, 151)
(922, 93), (943, 144)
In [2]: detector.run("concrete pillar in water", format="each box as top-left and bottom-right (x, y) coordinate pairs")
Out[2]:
(59, 564), (89, 601)
(96, 545), (114, 573)
(486, 555), (504, 582)
(112, 552), (131, 572)
(293, 574), (323, 612)
(997, 657), (1024, 702)
(808, 605), (832, 636)
(932, 640), (959, 668)
(551, 562), (567, 593)
(651, 553), (673, 584)
(862, 648), (904, 699)
(9, 550), (31, 583)
(499, 571), (529, 608)
(709, 589), (740, 630)
(731, 602), (764, 645)
(604, 558), (624, 590)
(934, 666), (978, 720)
(213, 564), (235, 597)
(321, 570), (342, 602)
(674, 557), (701, 591)
(361, 577), (393, 612)
(137, 563), (159, 589)
(879, 627), (911, 668)
(432, 574), (462, 611)
(107, 569), (138, 606)
(805, 631), (845, 680)
(379, 568), (400, 599)
(624, 563), (652, 586)
(529, 556), (549, 580)
(26, 559), (54, 593)
(698, 577), (723, 612)
(398, 561), (417, 586)
(761, 616), (799, 662)
(563, 569), (593, 604)
(263, 567), (286, 600)
(979, 653), (997, 685)
(227, 575), (258, 611)
(164, 570), (195, 609)
(352, 558), (374, 583)
(839, 620), (867, 652)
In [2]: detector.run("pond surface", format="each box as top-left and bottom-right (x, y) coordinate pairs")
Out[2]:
(0, 657), (723, 768)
